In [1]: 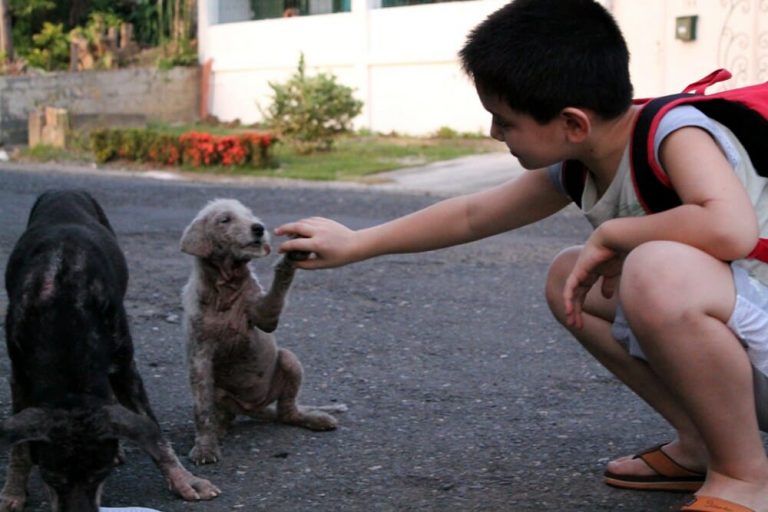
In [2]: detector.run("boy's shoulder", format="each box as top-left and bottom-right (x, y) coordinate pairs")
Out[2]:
(561, 69), (768, 212)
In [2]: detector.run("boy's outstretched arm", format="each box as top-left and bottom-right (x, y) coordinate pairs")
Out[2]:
(275, 168), (570, 269)
(564, 126), (760, 328)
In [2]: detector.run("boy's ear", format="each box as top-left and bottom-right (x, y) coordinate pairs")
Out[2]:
(560, 108), (591, 143)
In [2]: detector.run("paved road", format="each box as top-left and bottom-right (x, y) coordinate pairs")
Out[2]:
(0, 163), (698, 511)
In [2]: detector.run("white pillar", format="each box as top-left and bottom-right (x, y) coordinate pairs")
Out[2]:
(352, 0), (376, 130)
(197, 0), (219, 64)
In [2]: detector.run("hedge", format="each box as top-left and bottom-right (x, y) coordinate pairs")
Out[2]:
(90, 128), (275, 168)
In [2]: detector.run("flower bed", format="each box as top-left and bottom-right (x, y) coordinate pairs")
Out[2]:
(90, 128), (275, 168)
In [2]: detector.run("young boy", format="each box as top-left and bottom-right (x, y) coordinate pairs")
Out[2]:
(275, 0), (768, 510)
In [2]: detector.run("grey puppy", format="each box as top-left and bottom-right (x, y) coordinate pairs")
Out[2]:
(180, 199), (343, 465)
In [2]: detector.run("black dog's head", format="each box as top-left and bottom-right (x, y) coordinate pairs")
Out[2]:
(3, 406), (162, 512)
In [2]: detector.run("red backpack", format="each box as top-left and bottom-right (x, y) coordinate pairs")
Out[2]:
(561, 68), (768, 261)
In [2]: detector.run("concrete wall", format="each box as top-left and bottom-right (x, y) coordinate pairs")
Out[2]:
(199, 0), (768, 136)
(0, 66), (200, 145)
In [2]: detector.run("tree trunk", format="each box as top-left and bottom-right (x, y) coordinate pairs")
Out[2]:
(69, 0), (87, 27)
(173, 0), (181, 45)
(0, 0), (13, 61)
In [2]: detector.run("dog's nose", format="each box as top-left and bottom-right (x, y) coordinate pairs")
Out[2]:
(251, 223), (265, 238)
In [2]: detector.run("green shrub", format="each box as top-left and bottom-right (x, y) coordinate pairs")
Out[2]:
(434, 126), (459, 139)
(90, 128), (174, 164)
(25, 22), (70, 71)
(261, 54), (363, 154)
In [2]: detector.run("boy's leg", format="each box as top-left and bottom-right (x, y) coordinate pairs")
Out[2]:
(620, 241), (768, 509)
(546, 246), (707, 474)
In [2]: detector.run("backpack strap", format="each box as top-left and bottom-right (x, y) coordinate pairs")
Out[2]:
(630, 93), (690, 213)
(558, 71), (735, 210)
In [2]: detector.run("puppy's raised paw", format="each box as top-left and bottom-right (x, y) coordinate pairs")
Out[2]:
(286, 250), (311, 262)
(285, 234), (311, 262)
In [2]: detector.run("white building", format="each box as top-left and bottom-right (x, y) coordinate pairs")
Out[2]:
(198, 0), (768, 136)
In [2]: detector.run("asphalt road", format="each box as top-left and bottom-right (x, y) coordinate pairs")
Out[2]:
(0, 164), (704, 511)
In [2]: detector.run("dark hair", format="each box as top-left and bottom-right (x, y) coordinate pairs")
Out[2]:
(459, 0), (633, 123)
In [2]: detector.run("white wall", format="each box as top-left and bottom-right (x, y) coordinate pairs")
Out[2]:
(199, 0), (768, 135)
(617, 0), (768, 96)
(199, 0), (506, 135)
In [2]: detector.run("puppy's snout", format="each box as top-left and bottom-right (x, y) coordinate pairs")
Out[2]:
(251, 223), (265, 238)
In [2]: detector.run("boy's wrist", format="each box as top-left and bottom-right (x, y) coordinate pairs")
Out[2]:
(592, 221), (619, 252)
(348, 229), (374, 264)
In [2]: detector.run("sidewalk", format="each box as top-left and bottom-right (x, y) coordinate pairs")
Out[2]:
(369, 151), (523, 196)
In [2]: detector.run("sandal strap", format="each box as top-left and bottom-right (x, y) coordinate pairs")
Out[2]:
(680, 495), (755, 512)
(635, 443), (703, 478)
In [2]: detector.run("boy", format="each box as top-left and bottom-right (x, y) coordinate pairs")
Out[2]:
(275, 1), (768, 510)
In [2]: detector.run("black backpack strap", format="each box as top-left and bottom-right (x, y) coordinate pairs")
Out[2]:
(630, 93), (692, 213)
(561, 160), (587, 208)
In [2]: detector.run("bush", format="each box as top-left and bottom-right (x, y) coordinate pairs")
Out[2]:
(261, 54), (363, 154)
(25, 22), (70, 71)
(89, 128), (274, 168)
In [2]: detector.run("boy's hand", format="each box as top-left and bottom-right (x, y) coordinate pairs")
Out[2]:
(563, 234), (623, 330)
(275, 217), (361, 269)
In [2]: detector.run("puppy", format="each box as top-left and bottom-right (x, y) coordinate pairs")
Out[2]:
(180, 199), (343, 465)
(1, 189), (220, 512)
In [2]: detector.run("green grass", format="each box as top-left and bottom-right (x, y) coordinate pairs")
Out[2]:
(262, 136), (503, 181)
(18, 144), (92, 162)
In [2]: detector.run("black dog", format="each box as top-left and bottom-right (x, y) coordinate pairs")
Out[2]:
(1, 190), (220, 511)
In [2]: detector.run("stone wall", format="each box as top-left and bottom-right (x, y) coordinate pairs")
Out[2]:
(0, 66), (200, 145)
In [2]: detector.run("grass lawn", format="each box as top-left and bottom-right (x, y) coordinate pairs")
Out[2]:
(267, 135), (505, 181)
(16, 132), (506, 182)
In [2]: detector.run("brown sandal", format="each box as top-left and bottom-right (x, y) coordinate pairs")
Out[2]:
(603, 443), (705, 492)
(680, 495), (754, 512)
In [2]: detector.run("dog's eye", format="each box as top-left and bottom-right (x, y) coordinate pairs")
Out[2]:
(219, 215), (231, 224)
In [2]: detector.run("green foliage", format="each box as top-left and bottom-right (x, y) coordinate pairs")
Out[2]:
(156, 40), (198, 70)
(432, 126), (486, 139)
(261, 54), (363, 154)
(90, 128), (164, 163)
(8, 0), (191, 69)
(26, 22), (70, 71)
(434, 126), (459, 139)
(126, 0), (164, 46)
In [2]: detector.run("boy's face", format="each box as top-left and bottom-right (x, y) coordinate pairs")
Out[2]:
(478, 87), (568, 170)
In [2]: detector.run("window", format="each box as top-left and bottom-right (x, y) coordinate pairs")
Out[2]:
(248, 0), (351, 20)
(380, 0), (470, 7)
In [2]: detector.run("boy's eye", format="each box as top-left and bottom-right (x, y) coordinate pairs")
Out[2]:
(493, 116), (511, 129)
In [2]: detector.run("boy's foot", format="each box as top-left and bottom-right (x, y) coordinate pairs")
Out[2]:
(604, 442), (706, 492)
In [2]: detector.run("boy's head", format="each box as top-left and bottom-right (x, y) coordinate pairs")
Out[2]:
(460, 0), (633, 124)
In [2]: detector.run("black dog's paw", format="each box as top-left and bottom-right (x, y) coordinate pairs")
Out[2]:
(189, 442), (221, 466)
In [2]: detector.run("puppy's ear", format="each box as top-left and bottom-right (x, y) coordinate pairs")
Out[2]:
(180, 218), (213, 257)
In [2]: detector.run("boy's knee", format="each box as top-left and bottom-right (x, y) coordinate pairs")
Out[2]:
(545, 245), (582, 314)
(620, 241), (692, 321)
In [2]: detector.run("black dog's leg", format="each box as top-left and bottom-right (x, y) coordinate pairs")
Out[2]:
(0, 380), (33, 512)
(109, 327), (220, 501)
(0, 444), (32, 512)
